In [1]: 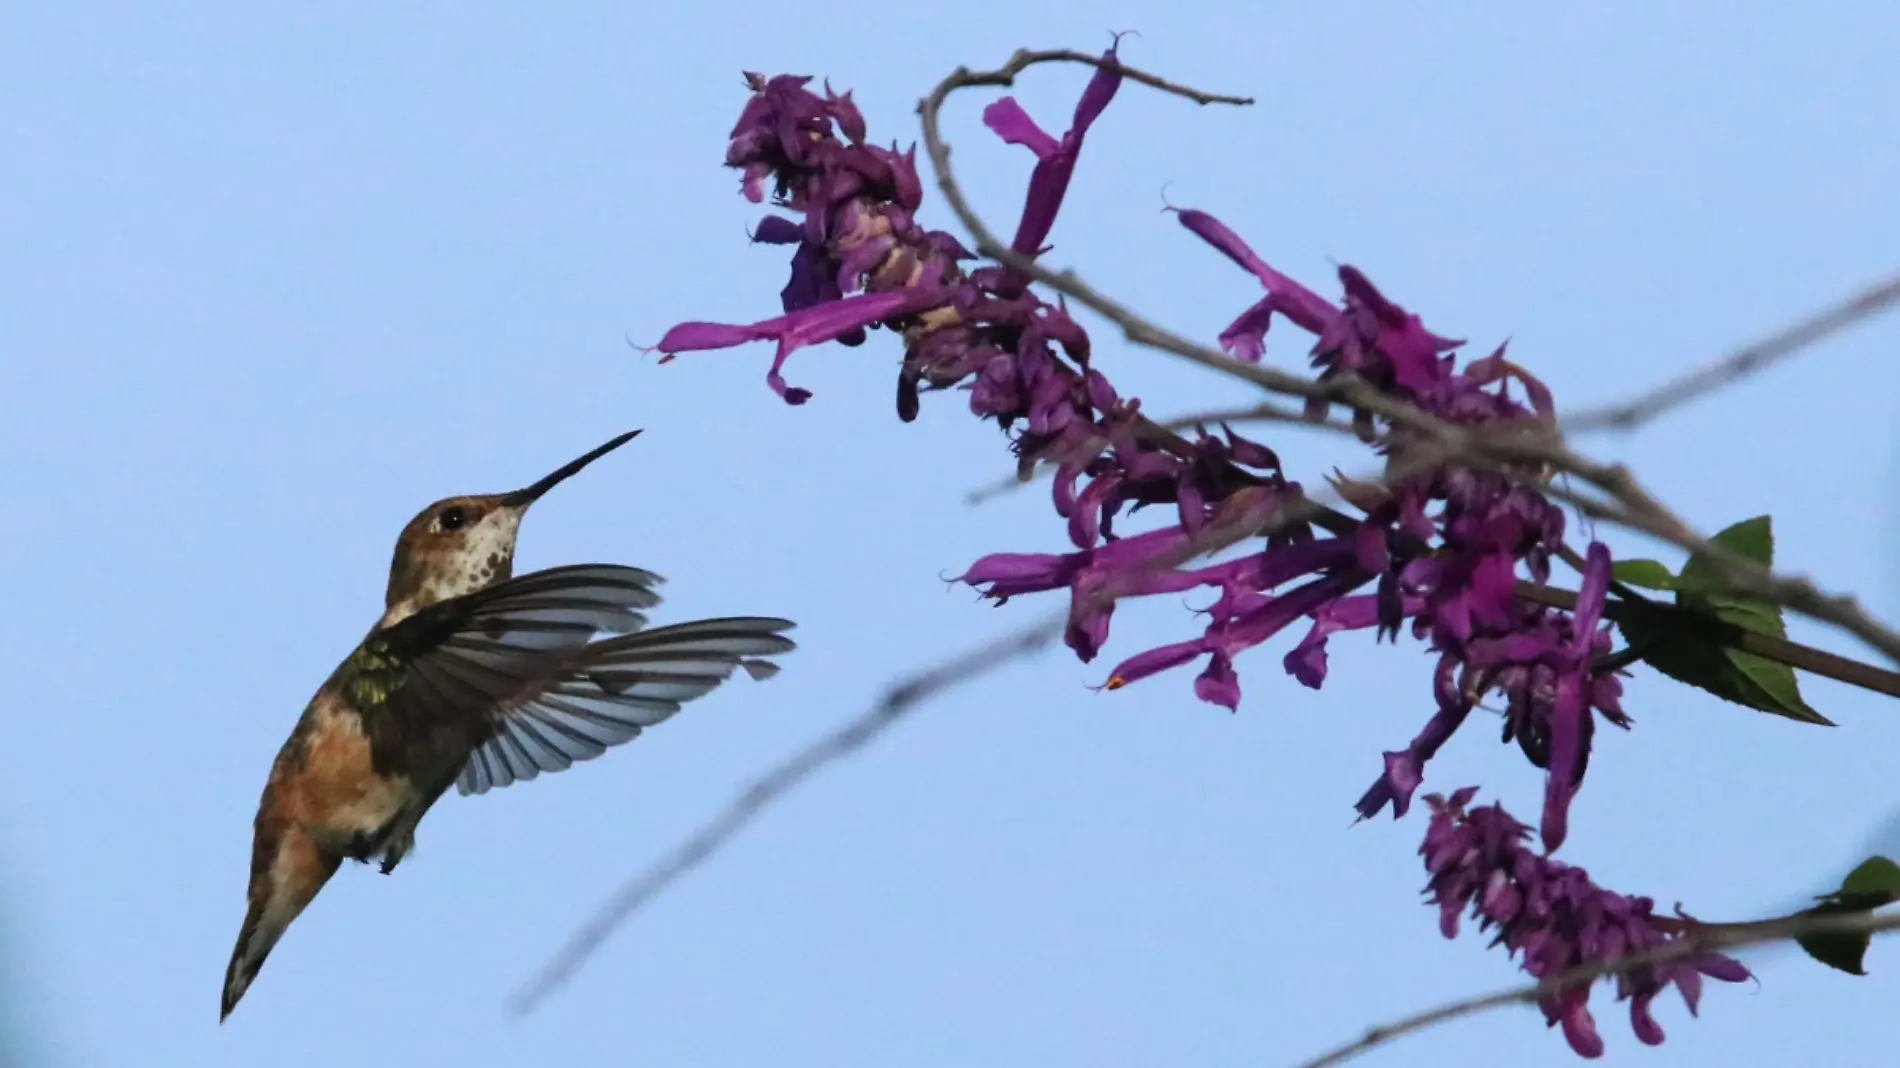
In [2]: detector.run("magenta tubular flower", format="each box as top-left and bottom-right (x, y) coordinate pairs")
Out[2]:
(660, 286), (953, 404)
(982, 44), (1122, 258)
(1169, 207), (1339, 362)
(1100, 562), (1372, 711)
(1281, 592), (1410, 689)
(1422, 789), (1750, 1057)
(1353, 654), (1474, 820)
(960, 526), (1204, 660)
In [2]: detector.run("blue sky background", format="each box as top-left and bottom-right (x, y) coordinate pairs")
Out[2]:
(4, 4), (1900, 1065)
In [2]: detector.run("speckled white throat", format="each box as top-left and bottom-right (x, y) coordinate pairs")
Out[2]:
(381, 507), (523, 627)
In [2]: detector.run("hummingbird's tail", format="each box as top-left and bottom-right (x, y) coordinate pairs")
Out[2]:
(221, 823), (340, 1022)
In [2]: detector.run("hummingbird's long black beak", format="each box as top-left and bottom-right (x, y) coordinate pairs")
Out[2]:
(500, 429), (642, 508)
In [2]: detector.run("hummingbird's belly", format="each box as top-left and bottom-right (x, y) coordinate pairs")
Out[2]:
(275, 696), (420, 852)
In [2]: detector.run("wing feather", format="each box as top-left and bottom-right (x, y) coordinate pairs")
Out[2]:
(355, 564), (791, 797)
(453, 616), (797, 796)
(352, 565), (667, 776)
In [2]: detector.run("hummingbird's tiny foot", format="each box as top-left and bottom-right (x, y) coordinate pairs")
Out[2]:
(378, 831), (414, 875)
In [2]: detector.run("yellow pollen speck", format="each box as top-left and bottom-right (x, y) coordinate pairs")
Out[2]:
(1105, 676), (1126, 690)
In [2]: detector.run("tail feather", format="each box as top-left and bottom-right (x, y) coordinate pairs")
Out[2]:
(221, 825), (339, 1021)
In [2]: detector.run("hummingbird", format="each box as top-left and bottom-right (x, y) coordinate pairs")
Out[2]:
(220, 429), (794, 1021)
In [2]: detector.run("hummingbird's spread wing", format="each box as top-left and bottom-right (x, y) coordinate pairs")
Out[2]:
(455, 615), (797, 796)
(355, 563), (794, 797)
(353, 564), (666, 767)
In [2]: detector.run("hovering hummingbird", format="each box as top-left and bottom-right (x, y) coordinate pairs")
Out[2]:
(221, 429), (794, 1020)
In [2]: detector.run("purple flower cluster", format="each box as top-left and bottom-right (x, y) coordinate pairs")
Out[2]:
(962, 210), (1632, 852)
(660, 43), (1639, 850)
(1422, 788), (1751, 1057)
(664, 53), (1132, 451)
(1159, 209), (1639, 851)
(657, 45), (1740, 1057)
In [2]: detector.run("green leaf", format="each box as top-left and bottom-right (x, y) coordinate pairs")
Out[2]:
(1690, 514), (1774, 570)
(1617, 603), (1833, 725)
(1723, 650), (1831, 724)
(1674, 515), (1776, 606)
(1611, 559), (1676, 590)
(1799, 912), (1872, 975)
(1609, 515), (1830, 725)
(1797, 856), (1900, 976)
(1840, 856), (1900, 901)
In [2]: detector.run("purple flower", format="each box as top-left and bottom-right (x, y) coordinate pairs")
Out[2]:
(1343, 539), (1628, 851)
(960, 526), (1201, 660)
(983, 40), (1124, 259)
(1354, 654), (1473, 820)
(1169, 206), (1632, 845)
(1452, 542), (1626, 851)
(659, 287), (954, 404)
(1170, 208), (1339, 361)
(1102, 566), (1373, 711)
(1283, 593), (1386, 688)
(1422, 789), (1750, 1057)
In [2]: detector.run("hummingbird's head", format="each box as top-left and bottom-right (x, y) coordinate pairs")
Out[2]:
(382, 429), (641, 621)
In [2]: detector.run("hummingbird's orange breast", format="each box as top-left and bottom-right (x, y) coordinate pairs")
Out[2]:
(267, 690), (417, 853)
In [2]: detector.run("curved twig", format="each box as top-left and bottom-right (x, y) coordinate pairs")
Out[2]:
(1565, 269), (1900, 432)
(509, 611), (1067, 1015)
(1294, 906), (1900, 1068)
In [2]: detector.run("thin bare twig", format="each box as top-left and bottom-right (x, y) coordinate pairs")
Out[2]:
(509, 611), (1066, 1015)
(1293, 905), (1900, 1068)
(1159, 401), (1320, 433)
(1566, 269), (1900, 432)
(913, 46), (1255, 110)
(966, 466), (1042, 505)
(916, 48), (1900, 668)
(514, 471), (1322, 1013)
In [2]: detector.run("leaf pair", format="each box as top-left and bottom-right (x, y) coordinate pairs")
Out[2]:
(1798, 856), (1900, 975)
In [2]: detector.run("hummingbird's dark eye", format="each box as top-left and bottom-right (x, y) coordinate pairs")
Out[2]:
(438, 506), (469, 532)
